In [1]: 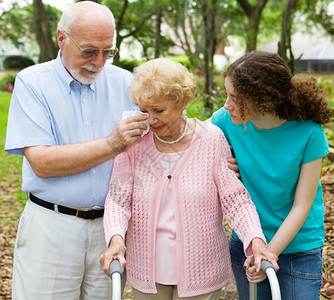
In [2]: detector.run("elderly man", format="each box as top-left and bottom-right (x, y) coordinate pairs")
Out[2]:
(5, 1), (147, 299)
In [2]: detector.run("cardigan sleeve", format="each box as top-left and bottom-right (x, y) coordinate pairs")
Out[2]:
(213, 131), (266, 256)
(103, 150), (133, 246)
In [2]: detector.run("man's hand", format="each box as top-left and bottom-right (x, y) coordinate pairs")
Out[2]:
(22, 114), (149, 178)
(107, 114), (148, 154)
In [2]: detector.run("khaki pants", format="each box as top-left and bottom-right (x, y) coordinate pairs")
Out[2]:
(133, 284), (221, 300)
(12, 199), (109, 300)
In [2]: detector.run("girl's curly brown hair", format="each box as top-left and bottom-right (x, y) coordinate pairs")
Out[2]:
(223, 51), (331, 125)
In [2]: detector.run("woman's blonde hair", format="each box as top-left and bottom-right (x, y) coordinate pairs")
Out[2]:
(129, 58), (196, 108)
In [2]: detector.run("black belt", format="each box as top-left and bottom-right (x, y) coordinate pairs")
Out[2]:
(29, 194), (104, 220)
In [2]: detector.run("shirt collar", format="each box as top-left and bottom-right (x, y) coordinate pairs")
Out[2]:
(55, 50), (96, 93)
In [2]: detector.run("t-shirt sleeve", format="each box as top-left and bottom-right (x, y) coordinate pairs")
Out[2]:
(302, 124), (330, 164)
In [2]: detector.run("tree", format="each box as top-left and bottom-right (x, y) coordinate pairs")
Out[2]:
(133, 0), (175, 60)
(33, 0), (58, 62)
(103, 0), (156, 65)
(301, 0), (334, 37)
(165, 0), (241, 109)
(0, 1), (61, 62)
(198, 0), (217, 110)
(165, 0), (202, 69)
(237, 0), (269, 52)
(154, 0), (163, 58)
(0, 3), (34, 50)
(278, 0), (299, 74)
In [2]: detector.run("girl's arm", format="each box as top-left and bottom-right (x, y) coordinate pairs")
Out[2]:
(268, 158), (322, 256)
(246, 158), (322, 283)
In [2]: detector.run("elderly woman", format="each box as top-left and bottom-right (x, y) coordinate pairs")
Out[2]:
(100, 58), (278, 300)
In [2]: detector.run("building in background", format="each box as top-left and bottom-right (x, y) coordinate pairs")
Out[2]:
(260, 29), (334, 73)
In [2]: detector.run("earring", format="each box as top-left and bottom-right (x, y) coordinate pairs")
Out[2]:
(182, 109), (187, 116)
(243, 123), (248, 132)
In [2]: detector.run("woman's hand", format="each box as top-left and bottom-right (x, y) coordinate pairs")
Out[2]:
(244, 238), (279, 283)
(244, 257), (267, 283)
(99, 235), (126, 276)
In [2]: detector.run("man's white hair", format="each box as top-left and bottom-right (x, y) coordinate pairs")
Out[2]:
(57, 1), (115, 33)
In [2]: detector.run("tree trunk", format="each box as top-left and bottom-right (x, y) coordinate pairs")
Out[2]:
(155, 1), (162, 58)
(111, 0), (154, 66)
(33, 0), (58, 62)
(200, 0), (216, 110)
(237, 0), (269, 52)
(278, 0), (299, 74)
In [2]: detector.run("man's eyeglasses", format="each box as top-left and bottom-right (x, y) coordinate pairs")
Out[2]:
(64, 30), (118, 60)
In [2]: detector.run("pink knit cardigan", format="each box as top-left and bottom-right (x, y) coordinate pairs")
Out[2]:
(104, 119), (266, 297)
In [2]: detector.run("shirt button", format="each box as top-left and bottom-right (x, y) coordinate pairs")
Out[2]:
(167, 175), (172, 179)
(86, 121), (90, 126)
(92, 169), (96, 174)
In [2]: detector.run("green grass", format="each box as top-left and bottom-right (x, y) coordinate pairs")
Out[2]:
(0, 91), (25, 206)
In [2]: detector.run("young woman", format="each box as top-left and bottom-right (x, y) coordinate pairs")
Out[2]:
(211, 50), (331, 300)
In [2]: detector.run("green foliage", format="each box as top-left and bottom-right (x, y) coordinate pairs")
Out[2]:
(313, 74), (334, 107)
(3, 55), (34, 70)
(118, 59), (142, 72)
(317, 77), (334, 96)
(0, 3), (61, 58)
(102, 0), (157, 60)
(187, 74), (227, 120)
(299, 0), (334, 36)
(0, 4), (34, 49)
(323, 126), (334, 175)
(170, 56), (193, 71)
(0, 73), (16, 91)
(258, 0), (285, 43)
(324, 127), (334, 147)
(187, 99), (207, 121)
(0, 92), (23, 187)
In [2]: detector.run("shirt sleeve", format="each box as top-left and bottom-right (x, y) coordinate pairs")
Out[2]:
(213, 130), (266, 256)
(103, 150), (133, 246)
(5, 73), (56, 155)
(302, 124), (330, 164)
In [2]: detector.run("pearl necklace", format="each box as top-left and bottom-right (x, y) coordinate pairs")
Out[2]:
(154, 117), (188, 144)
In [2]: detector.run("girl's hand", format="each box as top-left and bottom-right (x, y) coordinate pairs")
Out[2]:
(244, 257), (267, 283)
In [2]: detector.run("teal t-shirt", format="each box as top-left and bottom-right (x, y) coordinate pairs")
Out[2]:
(212, 108), (330, 254)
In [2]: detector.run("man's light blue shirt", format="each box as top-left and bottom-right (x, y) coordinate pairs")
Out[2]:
(5, 51), (136, 208)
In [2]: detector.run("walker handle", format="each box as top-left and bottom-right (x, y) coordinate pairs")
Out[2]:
(109, 260), (122, 300)
(249, 260), (281, 300)
(109, 259), (122, 278)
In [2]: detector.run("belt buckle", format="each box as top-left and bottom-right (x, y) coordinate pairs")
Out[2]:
(75, 208), (84, 218)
